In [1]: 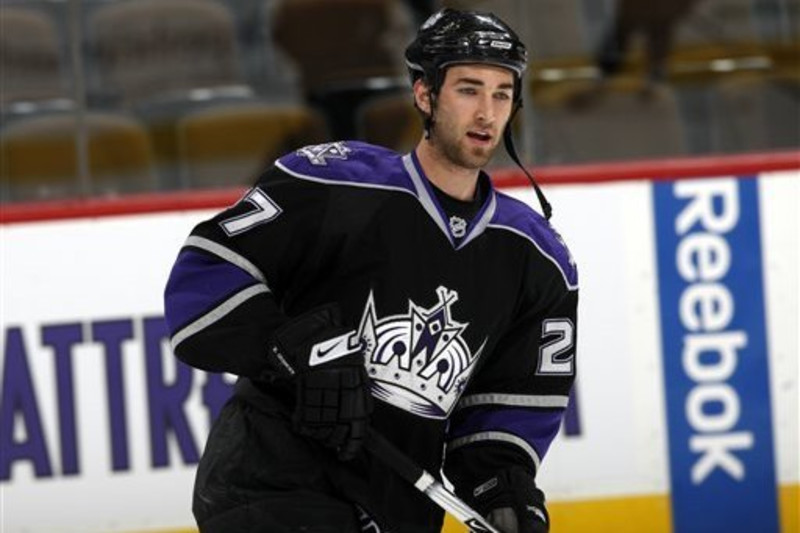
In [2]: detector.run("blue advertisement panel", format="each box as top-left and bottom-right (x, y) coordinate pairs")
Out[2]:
(653, 177), (778, 532)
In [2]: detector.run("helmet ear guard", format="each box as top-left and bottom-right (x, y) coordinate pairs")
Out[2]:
(405, 8), (553, 220)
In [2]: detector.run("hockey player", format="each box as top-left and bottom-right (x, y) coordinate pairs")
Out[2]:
(164, 8), (577, 533)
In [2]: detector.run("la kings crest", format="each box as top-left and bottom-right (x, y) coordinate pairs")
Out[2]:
(296, 142), (351, 165)
(358, 287), (485, 419)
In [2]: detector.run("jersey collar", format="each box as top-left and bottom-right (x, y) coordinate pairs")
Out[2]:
(402, 151), (497, 250)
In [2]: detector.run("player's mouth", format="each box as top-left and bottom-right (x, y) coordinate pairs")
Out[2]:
(466, 130), (493, 145)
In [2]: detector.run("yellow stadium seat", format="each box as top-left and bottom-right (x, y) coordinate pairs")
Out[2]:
(1, 113), (157, 202)
(356, 94), (422, 154)
(177, 103), (329, 188)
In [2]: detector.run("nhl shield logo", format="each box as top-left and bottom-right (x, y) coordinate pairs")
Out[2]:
(357, 287), (485, 419)
(449, 216), (468, 238)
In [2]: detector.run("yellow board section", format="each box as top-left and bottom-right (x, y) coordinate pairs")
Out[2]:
(780, 484), (799, 533)
(441, 493), (670, 533)
(441, 484), (799, 533)
(128, 484), (799, 533)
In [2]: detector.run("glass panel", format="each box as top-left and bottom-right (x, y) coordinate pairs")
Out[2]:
(1, 0), (797, 203)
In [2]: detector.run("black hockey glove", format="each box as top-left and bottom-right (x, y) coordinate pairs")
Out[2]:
(266, 304), (373, 461)
(459, 466), (549, 533)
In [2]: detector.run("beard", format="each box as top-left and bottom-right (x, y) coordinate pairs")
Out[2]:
(430, 122), (498, 170)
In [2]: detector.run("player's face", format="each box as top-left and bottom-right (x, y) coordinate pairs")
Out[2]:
(428, 64), (515, 169)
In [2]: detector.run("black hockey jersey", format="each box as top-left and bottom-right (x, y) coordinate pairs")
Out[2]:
(164, 141), (578, 530)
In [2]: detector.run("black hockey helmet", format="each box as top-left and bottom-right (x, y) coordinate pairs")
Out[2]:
(405, 9), (553, 220)
(404, 8), (528, 103)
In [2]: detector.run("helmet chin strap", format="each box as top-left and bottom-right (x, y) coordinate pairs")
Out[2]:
(420, 82), (552, 221)
(503, 103), (553, 220)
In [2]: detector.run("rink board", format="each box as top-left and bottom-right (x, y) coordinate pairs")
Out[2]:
(1, 157), (798, 533)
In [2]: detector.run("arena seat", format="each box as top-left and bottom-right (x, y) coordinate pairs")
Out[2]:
(669, 0), (767, 71)
(709, 71), (800, 153)
(271, 0), (410, 96)
(511, 0), (590, 66)
(446, 0), (594, 83)
(87, 0), (321, 190)
(88, 0), (245, 105)
(762, 0), (800, 73)
(530, 78), (687, 164)
(1, 113), (156, 202)
(271, 0), (413, 138)
(176, 103), (329, 188)
(0, 6), (72, 115)
(355, 94), (422, 154)
(449, 0), (590, 61)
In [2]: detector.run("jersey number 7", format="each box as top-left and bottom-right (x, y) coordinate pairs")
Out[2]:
(220, 188), (282, 236)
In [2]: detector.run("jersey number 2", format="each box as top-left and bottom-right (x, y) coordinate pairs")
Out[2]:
(220, 188), (282, 236)
(537, 319), (575, 375)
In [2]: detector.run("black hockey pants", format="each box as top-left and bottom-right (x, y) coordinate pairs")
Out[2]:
(192, 397), (370, 532)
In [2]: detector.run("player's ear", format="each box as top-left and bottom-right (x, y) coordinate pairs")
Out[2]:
(413, 78), (432, 116)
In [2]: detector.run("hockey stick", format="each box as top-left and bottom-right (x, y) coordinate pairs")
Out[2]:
(364, 430), (501, 533)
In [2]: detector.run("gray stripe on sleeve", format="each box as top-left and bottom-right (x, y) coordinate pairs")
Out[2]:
(170, 284), (269, 350)
(447, 431), (541, 472)
(184, 235), (267, 285)
(456, 393), (570, 411)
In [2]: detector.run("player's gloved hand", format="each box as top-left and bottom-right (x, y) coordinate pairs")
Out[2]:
(266, 304), (372, 461)
(460, 466), (549, 533)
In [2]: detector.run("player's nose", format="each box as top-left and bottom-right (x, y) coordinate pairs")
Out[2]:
(475, 95), (496, 125)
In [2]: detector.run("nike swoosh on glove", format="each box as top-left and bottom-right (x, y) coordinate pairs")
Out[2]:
(267, 304), (373, 461)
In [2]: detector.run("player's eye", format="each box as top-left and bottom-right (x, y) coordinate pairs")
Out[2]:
(458, 87), (478, 95)
(494, 92), (512, 101)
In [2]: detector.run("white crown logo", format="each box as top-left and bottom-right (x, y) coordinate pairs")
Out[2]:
(357, 287), (485, 419)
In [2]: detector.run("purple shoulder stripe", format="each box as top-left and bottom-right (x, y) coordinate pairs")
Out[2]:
(490, 192), (578, 289)
(275, 141), (416, 194)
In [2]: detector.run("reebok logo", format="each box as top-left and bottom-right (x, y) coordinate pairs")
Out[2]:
(473, 477), (498, 498)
